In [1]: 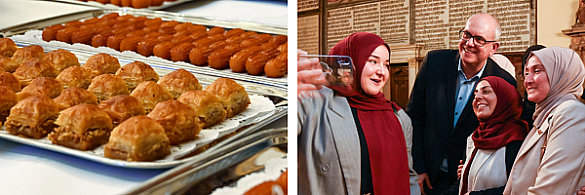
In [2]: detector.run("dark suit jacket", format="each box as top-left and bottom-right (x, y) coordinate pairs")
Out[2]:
(406, 49), (516, 185)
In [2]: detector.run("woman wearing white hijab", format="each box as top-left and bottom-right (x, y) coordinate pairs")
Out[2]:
(503, 47), (585, 195)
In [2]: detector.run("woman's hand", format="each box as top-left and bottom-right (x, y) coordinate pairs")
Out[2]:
(457, 160), (464, 178)
(297, 50), (326, 95)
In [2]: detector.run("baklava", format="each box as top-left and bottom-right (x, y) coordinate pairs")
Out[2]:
(82, 53), (121, 77)
(11, 45), (45, 66)
(147, 100), (201, 145)
(0, 85), (18, 125)
(115, 61), (159, 91)
(54, 87), (98, 110)
(13, 58), (58, 87)
(104, 115), (171, 162)
(0, 38), (18, 57)
(178, 90), (226, 128)
(98, 95), (146, 127)
(0, 71), (21, 92)
(48, 104), (113, 150)
(43, 49), (81, 73)
(129, 81), (173, 113)
(157, 68), (202, 99)
(4, 95), (60, 139)
(87, 74), (129, 102)
(0, 55), (20, 72)
(18, 77), (63, 100)
(56, 66), (93, 89)
(204, 78), (250, 118)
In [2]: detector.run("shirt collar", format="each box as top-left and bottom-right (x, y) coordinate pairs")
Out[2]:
(458, 60), (487, 81)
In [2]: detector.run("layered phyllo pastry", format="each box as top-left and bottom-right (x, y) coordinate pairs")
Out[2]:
(18, 77), (63, 100)
(0, 71), (21, 92)
(178, 90), (226, 128)
(87, 74), (129, 102)
(204, 78), (250, 117)
(147, 100), (201, 145)
(5, 95), (59, 139)
(56, 66), (93, 89)
(82, 53), (120, 77)
(157, 68), (202, 99)
(0, 85), (18, 125)
(53, 87), (98, 110)
(43, 49), (81, 72)
(48, 104), (113, 150)
(104, 115), (171, 162)
(129, 81), (173, 113)
(11, 45), (45, 66)
(13, 58), (57, 87)
(98, 95), (146, 127)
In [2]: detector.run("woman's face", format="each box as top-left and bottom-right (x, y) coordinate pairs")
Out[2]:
(524, 56), (550, 103)
(360, 45), (390, 96)
(473, 80), (497, 119)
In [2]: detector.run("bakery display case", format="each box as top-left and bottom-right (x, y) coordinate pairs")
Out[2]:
(0, 0), (288, 194)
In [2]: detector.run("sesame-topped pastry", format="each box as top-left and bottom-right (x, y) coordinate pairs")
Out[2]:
(4, 95), (60, 139)
(56, 66), (93, 89)
(130, 81), (173, 113)
(104, 115), (171, 162)
(178, 90), (226, 128)
(48, 104), (113, 150)
(87, 74), (129, 102)
(0, 55), (20, 72)
(43, 49), (81, 73)
(11, 45), (45, 66)
(0, 38), (18, 57)
(157, 69), (202, 99)
(18, 77), (63, 100)
(0, 71), (21, 92)
(98, 95), (146, 127)
(147, 100), (201, 145)
(82, 53), (121, 77)
(204, 78), (250, 118)
(13, 58), (58, 87)
(54, 87), (98, 110)
(0, 85), (18, 125)
(115, 61), (159, 91)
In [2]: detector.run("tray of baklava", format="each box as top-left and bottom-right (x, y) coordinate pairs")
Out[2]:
(0, 9), (288, 87)
(0, 37), (287, 169)
(38, 0), (197, 11)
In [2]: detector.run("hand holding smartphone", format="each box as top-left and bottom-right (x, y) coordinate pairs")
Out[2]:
(298, 55), (354, 86)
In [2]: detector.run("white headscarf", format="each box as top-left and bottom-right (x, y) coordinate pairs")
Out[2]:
(530, 47), (585, 128)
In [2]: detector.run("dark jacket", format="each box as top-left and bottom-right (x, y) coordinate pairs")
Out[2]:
(406, 50), (516, 186)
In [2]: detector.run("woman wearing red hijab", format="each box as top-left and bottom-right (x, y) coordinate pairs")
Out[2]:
(298, 32), (419, 194)
(442, 76), (528, 195)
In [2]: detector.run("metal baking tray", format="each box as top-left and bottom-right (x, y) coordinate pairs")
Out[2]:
(123, 128), (287, 195)
(0, 9), (288, 86)
(36, 0), (196, 10)
(0, 43), (288, 169)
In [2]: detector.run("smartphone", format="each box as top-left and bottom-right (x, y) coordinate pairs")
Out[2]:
(300, 55), (354, 86)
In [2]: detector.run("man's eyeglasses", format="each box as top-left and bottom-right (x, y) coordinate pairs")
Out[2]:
(459, 30), (496, 47)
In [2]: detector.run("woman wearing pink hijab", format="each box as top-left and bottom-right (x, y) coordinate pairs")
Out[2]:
(504, 47), (585, 194)
(298, 32), (419, 194)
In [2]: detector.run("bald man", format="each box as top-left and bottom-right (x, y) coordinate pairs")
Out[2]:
(406, 14), (517, 195)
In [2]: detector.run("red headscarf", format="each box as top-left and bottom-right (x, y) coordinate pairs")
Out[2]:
(472, 76), (528, 149)
(329, 32), (410, 194)
(461, 76), (528, 194)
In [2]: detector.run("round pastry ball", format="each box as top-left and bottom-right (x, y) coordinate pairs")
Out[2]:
(148, 100), (201, 145)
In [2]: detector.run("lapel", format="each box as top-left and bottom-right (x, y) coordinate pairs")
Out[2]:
(515, 116), (551, 162)
(325, 94), (361, 194)
(444, 53), (459, 137)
